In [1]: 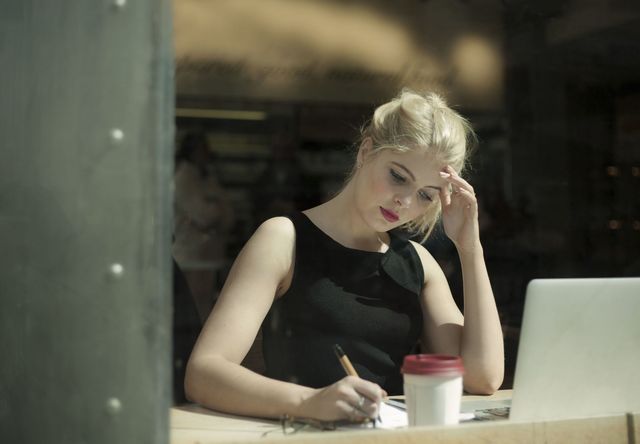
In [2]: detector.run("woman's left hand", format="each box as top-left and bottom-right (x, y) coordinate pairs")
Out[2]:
(439, 165), (481, 253)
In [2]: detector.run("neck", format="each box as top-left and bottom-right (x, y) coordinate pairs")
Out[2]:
(306, 181), (389, 252)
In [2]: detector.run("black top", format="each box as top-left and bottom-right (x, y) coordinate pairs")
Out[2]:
(261, 212), (425, 394)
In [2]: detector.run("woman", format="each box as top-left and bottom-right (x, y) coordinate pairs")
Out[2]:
(185, 90), (504, 422)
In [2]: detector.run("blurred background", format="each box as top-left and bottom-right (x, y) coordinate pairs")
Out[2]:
(171, 0), (640, 393)
(3, 2), (638, 440)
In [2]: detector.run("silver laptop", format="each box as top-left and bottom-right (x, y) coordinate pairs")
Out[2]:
(509, 277), (640, 421)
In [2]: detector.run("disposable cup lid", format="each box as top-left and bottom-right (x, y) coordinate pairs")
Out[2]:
(401, 354), (464, 376)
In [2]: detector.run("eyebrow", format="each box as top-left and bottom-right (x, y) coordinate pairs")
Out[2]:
(391, 161), (441, 191)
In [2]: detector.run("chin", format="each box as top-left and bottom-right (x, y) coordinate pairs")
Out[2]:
(358, 211), (385, 232)
(375, 216), (400, 232)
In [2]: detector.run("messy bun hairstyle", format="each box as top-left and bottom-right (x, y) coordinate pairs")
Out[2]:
(355, 89), (475, 241)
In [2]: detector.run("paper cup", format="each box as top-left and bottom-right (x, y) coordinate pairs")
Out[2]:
(402, 354), (464, 426)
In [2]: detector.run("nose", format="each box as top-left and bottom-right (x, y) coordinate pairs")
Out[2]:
(394, 193), (412, 209)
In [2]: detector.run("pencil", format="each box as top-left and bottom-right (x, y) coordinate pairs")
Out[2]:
(333, 344), (358, 377)
(333, 344), (381, 424)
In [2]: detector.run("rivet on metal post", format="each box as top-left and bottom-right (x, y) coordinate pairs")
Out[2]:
(109, 263), (124, 278)
(106, 397), (122, 415)
(110, 128), (124, 144)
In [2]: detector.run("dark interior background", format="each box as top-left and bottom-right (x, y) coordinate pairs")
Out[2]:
(171, 0), (640, 393)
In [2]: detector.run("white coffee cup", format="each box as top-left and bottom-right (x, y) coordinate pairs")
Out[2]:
(402, 354), (464, 426)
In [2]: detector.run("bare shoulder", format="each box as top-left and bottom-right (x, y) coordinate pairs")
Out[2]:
(239, 216), (296, 297)
(255, 216), (296, 240)
(408, 240), (443, 284)
(244, 217), (296, 268)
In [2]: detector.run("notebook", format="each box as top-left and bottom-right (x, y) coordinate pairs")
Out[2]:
(509, 277), (640, 421)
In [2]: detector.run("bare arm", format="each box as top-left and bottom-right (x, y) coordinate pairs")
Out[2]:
(458, 245), (504, 394)
(414, 243), (504, 395)
(415, 165), (504, 395)
(184, 217), (384, 420)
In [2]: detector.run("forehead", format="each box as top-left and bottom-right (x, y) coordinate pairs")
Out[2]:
(374, 149), (449, 191)
(379, 149), (444, 176)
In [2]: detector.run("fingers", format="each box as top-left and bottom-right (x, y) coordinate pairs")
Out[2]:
(457, 188), (478, 210)
(349, 393), (378, 419)
(305, 377), (385, 422)
(439, 166), (477, 210)
(340, 394), (375, 421)
(348, 376), (385, 404)
(439, 165), (475, 196)
(439, 183), (451, 207)
(338, 376), (384, 420)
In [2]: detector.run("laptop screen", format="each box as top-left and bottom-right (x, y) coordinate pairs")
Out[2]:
(510, 278), (640, 421)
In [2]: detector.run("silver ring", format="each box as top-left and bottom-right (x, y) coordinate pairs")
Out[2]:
(357, 396), (365, 408)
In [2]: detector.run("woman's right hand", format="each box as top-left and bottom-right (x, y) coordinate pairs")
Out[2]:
(296, 376), (386, 422)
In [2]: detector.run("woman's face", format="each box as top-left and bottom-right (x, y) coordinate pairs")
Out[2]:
(353, 146), (448, 232)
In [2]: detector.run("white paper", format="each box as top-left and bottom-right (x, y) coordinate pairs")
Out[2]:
(376, 401), (408, 429)
(377, 402), (475, 429)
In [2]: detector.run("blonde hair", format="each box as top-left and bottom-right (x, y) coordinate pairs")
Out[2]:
(353, 89), (475, 241)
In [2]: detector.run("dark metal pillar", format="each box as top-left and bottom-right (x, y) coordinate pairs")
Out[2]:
(0, 1), (174, 442)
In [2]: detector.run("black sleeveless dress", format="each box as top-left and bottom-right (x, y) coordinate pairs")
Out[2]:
(261, 212), (424, 394)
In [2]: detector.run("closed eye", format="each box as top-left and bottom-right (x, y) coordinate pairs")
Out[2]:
(390, 168), (406, 184)
(418, 190), (433, 202)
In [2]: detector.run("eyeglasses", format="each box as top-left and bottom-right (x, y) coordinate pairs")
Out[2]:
(260, 414), (378, 437)
(280, 415), (338, 434)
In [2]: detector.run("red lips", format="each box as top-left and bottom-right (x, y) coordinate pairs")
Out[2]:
(380, 207), (399, 223)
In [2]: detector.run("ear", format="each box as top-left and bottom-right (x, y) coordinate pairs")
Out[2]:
(357, 137), (373, 166)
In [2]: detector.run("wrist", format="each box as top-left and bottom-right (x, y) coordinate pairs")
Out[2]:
(456, 241), (483, 258)
(289, 386), (319, 418)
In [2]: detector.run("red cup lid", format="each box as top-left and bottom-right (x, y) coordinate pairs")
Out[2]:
(401, 354), (464, 376)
